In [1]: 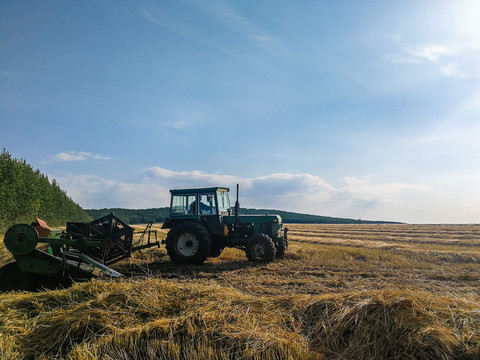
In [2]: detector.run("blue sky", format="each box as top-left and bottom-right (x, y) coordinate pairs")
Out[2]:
(1, 0), (480, 223)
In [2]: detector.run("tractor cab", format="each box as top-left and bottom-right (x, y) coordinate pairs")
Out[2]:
(163, 187), (231, 237)
(168, 187), (231, 216)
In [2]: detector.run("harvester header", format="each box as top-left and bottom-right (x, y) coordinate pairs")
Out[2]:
(1, 213), (159, 291)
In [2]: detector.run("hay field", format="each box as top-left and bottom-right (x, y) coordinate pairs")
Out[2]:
(1, 223), (480, 359)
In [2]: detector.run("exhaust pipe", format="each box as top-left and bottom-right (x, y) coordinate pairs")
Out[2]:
(235, 183), (240, 225)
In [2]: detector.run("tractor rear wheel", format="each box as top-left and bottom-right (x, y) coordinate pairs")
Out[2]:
(246, 234), (276, 263)
(166, 221), (212, 264)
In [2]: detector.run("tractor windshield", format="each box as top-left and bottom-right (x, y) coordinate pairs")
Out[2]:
(171, 194), (196, 215)
(199, 193), (217, 215)
(217, 190), (231, 213)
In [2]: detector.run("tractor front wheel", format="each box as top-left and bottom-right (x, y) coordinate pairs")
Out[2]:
(275, 237), (288, 258)
(166, 222), (212, 264)
(246, 234), (276, 263)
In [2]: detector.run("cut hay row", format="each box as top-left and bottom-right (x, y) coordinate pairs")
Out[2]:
(287, 224), (480, 253)
(291, 234), (480, 247)
(291, 235), (480, 257)
(288, 224), (480, 245)
(287, 223), (480, 237)
(1, 278), (479, 360)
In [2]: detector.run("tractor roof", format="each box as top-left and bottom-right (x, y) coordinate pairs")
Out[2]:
(169, 187), (230, 195)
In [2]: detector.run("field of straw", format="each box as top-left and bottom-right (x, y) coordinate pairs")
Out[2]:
(1, 223), (480, 359)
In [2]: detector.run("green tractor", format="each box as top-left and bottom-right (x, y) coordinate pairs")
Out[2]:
(162, 185), (288, 264)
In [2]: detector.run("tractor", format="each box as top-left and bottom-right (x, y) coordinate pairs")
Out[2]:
(162, 185), (288, 264)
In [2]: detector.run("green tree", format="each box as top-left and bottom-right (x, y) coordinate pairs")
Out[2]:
(0, 149), (91, 232)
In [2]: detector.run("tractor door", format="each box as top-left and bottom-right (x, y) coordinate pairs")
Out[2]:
(198, 192), (223, 236)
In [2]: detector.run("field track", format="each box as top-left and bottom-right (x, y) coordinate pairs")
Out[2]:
(1, 223), (480, 359)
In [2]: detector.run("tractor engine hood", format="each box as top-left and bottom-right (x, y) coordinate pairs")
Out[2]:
(223, 214), (282, 225)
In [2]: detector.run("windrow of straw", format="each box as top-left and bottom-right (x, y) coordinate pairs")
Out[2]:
(1, 277), (479, 360)
(301, 290), (480, 360)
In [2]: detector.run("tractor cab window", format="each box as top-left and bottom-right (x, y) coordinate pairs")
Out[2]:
(171, 194), (197, 215)
(217, 190), (231, 213)
(198, 193), (217, 215)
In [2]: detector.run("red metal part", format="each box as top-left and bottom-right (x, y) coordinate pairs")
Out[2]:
(33, 218), (51, 238)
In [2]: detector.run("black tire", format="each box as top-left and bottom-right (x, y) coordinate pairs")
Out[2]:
(209, 245), (224, 258)
(0, 262), (40, 292)
(246, 234), (276, 263)
(165, 221), (212, 264)
(275, 237), (288, 258)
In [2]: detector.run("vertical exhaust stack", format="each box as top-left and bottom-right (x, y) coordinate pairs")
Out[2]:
(235, 183), (240, 225)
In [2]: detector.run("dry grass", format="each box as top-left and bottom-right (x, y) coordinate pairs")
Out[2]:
(1, 223), (480, 359)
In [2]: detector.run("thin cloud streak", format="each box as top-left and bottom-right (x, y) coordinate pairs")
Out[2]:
(51, 151), (111, 162)
(140, 3), (288, 65)
(195, 1), (275, 46)
(140, 8), (239, 59)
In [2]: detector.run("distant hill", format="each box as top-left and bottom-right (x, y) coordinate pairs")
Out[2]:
(0, 149), (91, 232)
(85, 207), (402, 225)
(240, 208), (402, 224)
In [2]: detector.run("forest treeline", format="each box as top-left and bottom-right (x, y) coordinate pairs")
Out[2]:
(86, 207), (400, 225)
(0, 150), (91, 233)
(86, 208), (170, 225)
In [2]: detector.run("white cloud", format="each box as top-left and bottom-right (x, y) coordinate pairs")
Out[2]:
(388, 6), (480, 80)
(391, 37), (454, 64)
(58, 167), (469, 223)
(54, 165), (480, 223)
(144, 167), (238, 185)
(56, 174), (170, 209)
(144, 168), (336, 205)
(390, 38), (479, 78)
(51, 151), (111, 162)
(405, 44), (452, 62)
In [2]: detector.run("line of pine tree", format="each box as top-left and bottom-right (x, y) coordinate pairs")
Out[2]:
(0, 149), (91, 233)
(85, 208), (170, 224)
